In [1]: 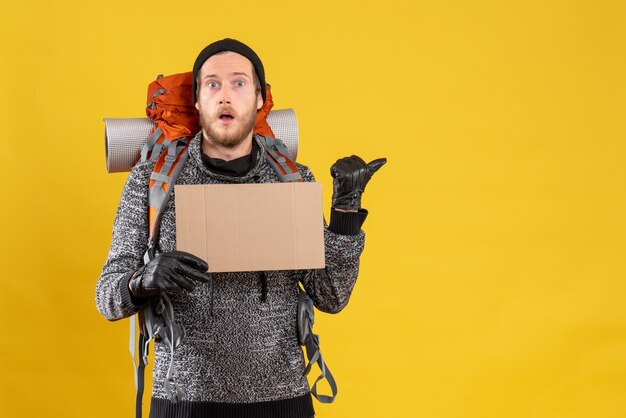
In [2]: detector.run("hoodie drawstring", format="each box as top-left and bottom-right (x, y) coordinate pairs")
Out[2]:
(260, 271), (268, 302)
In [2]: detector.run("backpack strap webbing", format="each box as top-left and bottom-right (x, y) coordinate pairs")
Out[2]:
(297, 288), (338, 403)
(257, 135), (303, 183)
(130, 296), (155, 418)
(134, 333), (147, 418)
(146, 137), (190, 260)
(131, 135), (191, 417)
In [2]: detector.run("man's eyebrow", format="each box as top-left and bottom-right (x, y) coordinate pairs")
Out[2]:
(203, 72), (251, 80)
(230, 72), (251, 79)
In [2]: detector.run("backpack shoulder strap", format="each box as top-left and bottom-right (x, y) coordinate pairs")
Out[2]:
(145, 137), (190, 260)
(257, 135), (303, 183)
(258, 135), (338, 403)
(131, 134), (191, 418)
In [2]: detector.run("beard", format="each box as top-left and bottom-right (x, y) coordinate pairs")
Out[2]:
(199, 102), (257, 149)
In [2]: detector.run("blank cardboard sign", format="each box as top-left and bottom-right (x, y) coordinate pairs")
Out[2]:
(175, 182), (325, 272)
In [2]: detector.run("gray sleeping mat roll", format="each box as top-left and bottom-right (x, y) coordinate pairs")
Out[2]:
(104, 108), (299, 173)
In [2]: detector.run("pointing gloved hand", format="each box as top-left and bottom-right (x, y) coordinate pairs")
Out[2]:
(331, 155), (387, 211)
(128, 250), (210, 298)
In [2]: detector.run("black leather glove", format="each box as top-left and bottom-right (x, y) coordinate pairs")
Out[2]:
(129, 250), (210, 298)
(331, 155), (387, 211)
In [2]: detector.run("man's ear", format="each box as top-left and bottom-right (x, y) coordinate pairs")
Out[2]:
(195, 101), (200, 111)
(257, 92), (263, 111)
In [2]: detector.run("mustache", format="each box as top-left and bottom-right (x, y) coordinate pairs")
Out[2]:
(214, 106), (237, 117)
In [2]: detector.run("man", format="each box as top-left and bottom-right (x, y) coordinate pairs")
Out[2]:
(96, 38), (385, 418)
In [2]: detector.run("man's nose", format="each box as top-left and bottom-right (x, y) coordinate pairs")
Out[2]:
(218, 86), (232, 104)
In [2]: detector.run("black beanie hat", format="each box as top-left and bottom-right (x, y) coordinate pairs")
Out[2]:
(192, 38), (266, 104)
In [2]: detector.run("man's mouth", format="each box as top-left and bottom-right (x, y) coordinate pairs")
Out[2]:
(219, 113), (234, 121)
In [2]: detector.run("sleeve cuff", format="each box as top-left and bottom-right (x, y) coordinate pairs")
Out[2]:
(329, 208), (368, 235)
(119, 270), (149, 308)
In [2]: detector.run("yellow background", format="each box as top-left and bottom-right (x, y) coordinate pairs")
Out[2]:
(1, 1), (625, 417)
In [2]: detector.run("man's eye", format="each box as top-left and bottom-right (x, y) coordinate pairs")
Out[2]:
(234, 80), (245, 87)
(207, 81), (219, 88)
